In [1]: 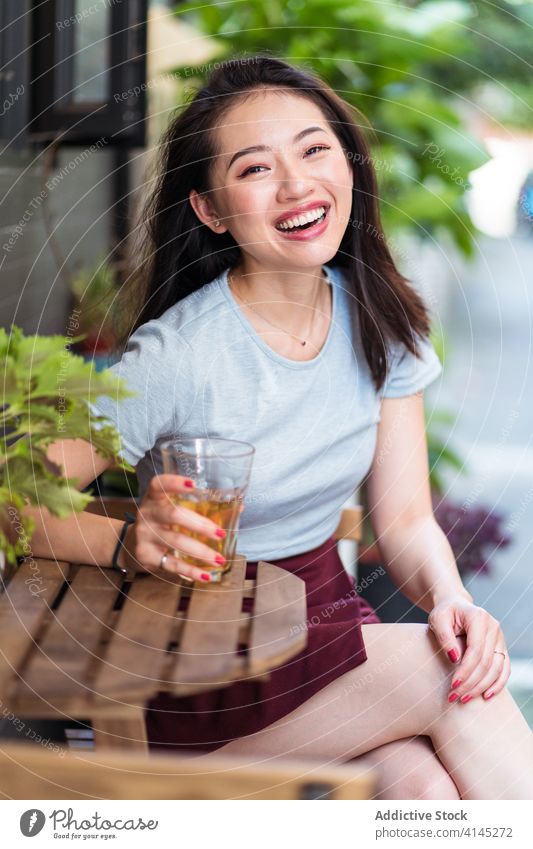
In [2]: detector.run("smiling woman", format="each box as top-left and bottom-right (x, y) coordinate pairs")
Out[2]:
(47, 54), (533, 800)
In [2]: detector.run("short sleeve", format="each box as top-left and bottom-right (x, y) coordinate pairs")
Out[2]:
(88, 320), (193, 466)
(381, 334), (443, 398)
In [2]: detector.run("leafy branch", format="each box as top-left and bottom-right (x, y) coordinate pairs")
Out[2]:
(0, 326), (135, 563)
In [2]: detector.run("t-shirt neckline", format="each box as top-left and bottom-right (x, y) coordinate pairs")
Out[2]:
(219, 264), (337, 370)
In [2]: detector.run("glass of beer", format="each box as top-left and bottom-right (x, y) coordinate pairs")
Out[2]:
(160, 437), (256, 582)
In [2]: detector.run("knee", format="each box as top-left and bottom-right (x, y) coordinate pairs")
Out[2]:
(406, 767), (460, 800)
(375, 757), (460, 800)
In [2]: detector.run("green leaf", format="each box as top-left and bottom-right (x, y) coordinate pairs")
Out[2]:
(1, 326), (138, 554)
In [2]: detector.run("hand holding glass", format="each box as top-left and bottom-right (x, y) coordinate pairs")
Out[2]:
(160, 437), (255, 582)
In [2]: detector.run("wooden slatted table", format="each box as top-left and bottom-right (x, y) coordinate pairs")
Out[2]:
(0, 555), (306, 754)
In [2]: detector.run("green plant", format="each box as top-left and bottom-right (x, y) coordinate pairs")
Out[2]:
(0, 326), (135, 565)
(69, 257), (122, 355)
(174, 0), (490, 255)
(426, 327), (464, 494)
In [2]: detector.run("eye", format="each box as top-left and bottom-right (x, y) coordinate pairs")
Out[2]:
(237, 145), (330, 178)
(238, 164), (268, 178)
(305, 145), (330, 156)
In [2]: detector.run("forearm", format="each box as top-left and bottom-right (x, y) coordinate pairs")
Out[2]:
(375, 515), (473, 613)
(21, 504), (124, 569)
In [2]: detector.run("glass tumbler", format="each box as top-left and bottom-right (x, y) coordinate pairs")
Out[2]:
(160, 437), (255, 582)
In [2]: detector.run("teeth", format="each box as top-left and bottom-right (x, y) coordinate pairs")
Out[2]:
(277, 206), (326, 230)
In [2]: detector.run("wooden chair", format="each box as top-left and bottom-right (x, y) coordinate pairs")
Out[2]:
(0, 742), (376, 800)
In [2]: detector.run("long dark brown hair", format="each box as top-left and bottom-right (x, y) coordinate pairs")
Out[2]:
(120, 53), (433, 392)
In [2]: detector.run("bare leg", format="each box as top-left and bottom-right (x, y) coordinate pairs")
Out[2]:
(215, 623), (533, 799)
(359, 736), (460, 799)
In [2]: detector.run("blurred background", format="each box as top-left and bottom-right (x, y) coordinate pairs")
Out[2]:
(1, 0), (532, 722)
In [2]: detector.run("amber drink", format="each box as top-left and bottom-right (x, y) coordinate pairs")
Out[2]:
(160, 438), (255, 582)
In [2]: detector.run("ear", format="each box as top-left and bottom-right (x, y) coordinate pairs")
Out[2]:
(189, 189), (227, 234)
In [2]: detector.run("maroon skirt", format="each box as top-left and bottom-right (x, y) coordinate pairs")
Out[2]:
(145, 534), (381, 753)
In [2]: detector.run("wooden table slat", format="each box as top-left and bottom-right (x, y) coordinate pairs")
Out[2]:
(0, 560), (68, 695)
(12, 566), (122, 710)
(93, 574), (182, 701)
(1, 553), (310, 750)
(248, 561), (307, 676)
(169, 556), (246, 694)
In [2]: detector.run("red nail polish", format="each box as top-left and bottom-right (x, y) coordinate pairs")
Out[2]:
(460, 694), (472, 704)
(447, 648), (459, 663)
(215, 528), (226, 539)
(201, 572), (211, 582)
(451, 679), (462, 690)
(448, 693), (459, 703)
(215, 554), (226, 565)
(485, 691), (495, 700)
(184, 479), (195, 488)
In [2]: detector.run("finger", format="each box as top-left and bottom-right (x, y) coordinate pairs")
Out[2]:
(144, 503), (226, 543)
(462, 651), (507, 701)
(135, 541), (212, 582)
(147, 473), (196, 501)
(452, 643), (504, 702)
(448, 612), (487, 692)
(428, 610), (462, 665)
(156, 528), (226, 571)
(449, 620), (500, 700)
(158, 549), (214, 583)
(483, 653), (512, 701)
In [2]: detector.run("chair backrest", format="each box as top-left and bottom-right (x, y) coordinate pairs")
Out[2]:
(0, 743), (375, 800)
(85, 498), (363, 542)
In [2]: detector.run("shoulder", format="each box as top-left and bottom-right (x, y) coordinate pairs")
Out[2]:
(382, 333), (443, 399)
(157, 273), (227, 339)
(124, 271), (227, 356)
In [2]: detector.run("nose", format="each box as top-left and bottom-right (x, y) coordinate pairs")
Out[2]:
(275, 160), (315, 202)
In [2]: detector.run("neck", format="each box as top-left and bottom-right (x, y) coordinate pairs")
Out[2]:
(229, 261), (329, 328)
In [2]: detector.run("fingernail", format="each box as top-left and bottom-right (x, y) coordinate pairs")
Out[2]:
(184, 479), (195, 488)
(215, 554), (226, 565)
(215, 528), (226, 539)
(485, 691), (495, 700)
(448, 692), (460, 703)
(451, 679), (462, 690)
(447, 648), (459, 663)
(460, 694), (472, 704)
(200, 572), (211, 582)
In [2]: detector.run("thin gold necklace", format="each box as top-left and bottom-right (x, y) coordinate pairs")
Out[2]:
(228, 269), (326, 347)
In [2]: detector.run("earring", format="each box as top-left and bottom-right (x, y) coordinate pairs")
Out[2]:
(214, 220), (221, 227)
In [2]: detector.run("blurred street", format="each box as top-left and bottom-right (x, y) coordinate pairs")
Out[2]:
(431, 232), (533, 722)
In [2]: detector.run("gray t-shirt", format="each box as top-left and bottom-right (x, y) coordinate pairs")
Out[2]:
(91, 262), (442, 560)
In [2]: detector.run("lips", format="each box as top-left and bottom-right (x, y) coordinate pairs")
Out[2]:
(274, 201), (331, 229)
(274, 205), (331, 241)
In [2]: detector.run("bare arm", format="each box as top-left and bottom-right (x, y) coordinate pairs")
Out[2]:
(365, 392), (473, 613)
(21, 438), (230, 580)
(21, 438), (123, 567)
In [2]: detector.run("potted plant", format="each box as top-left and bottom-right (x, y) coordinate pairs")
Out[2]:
(69, 257), (124, 372)
(0, 325), (134, 585)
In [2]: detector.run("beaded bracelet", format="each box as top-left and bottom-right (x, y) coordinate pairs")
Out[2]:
(111, 511), (136, 574)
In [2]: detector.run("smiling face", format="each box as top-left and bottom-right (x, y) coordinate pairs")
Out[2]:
(189, 87), (354, 273)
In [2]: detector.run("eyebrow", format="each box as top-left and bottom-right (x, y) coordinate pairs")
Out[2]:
(226, 126), (328, 172)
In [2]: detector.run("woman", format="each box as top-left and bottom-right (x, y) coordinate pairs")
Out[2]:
(31, 55), (533, 799)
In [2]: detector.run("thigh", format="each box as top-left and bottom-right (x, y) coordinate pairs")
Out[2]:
(355, 736), (461, 800)
(219, 622), (459, 762)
